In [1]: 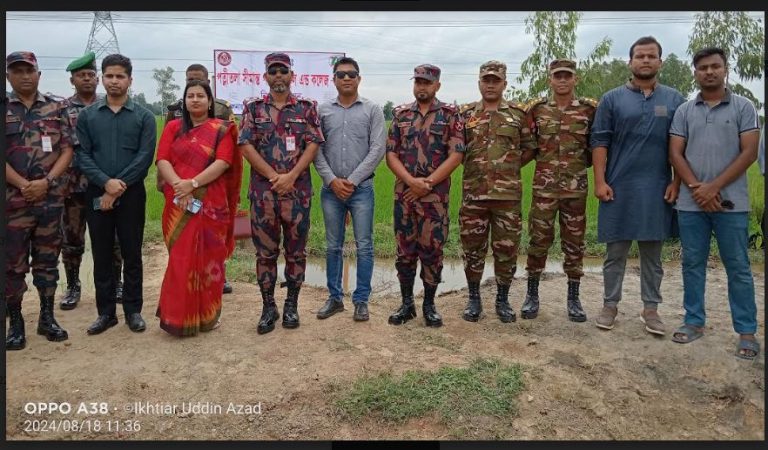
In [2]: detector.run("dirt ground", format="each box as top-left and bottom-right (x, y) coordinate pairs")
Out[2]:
(5, 241), (765, 440)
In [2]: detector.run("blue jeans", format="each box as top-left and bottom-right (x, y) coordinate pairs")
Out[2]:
(320, 180), (375, 304)
(678, 211), (756, 334)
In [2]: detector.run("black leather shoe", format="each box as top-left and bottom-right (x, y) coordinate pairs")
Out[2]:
(6, 305), (26, 350)
(462, 281), (482, 322)
(353, 302), (369, 321)
(38, 295), (69, 341)
(422, 284), (443, 327)
(126, 313), (146, 332)
(521, 276), (540, 320)
(567, 279), (587, 322)
(222, 279), (233, 294)
(282, 282), (301, 328)
(496, 284), (516, 323)
(389, 282), (416, 325)
(60, 266), (81, 310)
(257, 303), (279, 334)
(317, 298), (345, 319)
(87, 315), (118, 335)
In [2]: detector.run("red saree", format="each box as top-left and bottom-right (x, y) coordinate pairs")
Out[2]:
(155, 118), (242, 336)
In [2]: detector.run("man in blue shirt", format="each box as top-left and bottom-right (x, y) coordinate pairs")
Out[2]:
(590, 36), (685, 336)
(314, 57), (386, 322)
(76, 54), (157, 335)
(668, 47), (760, 360)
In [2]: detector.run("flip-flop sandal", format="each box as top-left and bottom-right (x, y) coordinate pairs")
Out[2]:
(735, 339), (760, 360)
(671, 324), (704, 344)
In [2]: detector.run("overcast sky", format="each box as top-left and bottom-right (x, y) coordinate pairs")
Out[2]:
(6, 11), (765, 108)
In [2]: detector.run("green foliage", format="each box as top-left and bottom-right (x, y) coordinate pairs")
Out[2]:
(688, 12), (765, 108)
(658, 53), (696, 97)
(152, 66), (180, 113)
(334, 358), (525, 424)
(382, 101), (395, 120)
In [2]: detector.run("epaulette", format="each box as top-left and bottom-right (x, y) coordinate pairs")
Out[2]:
(459, 102), (477, 114)
(243, 96), (264, 107)
(393, 103), (411, 115)
(522, 97), (546, 113)
(440, 102), (458, 113)
(578, 97), (598, 108)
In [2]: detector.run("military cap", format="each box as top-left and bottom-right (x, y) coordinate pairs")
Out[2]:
(412, 64), (441, 81)
(66, 51), (97, 73)
(549, 59), (577, 74)
(264, 52), (292, 69)
(479, 60), (506, 79)
(6, 51), (39, 70)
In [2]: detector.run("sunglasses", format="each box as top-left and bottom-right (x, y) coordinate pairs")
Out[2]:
(721, 200), (735, 210)
(267, 66), (290, 76)
(334, 70), (359, 79)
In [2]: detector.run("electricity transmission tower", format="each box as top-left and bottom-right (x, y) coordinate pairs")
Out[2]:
(85, 11), (121, 59)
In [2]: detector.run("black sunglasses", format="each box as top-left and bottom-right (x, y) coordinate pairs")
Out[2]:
(267, 66), (290, 76)
(334, 70), (359, 79)
(721, 200), (735, 210)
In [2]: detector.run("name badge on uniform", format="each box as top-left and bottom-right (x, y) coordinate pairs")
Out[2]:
(42, 135), (53, 152)
(654, 105), (668, 117)
(286, 135), (296, 151)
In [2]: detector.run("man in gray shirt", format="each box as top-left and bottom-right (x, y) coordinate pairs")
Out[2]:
(314, 57), (386, 322)
(668, 47), (760, 360)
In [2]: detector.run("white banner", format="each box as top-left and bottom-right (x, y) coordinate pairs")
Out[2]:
(213, 50), (345, 115)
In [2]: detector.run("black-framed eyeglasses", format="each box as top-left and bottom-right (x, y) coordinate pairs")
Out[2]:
(334, 70), (359, 79)
(267, 67), (290, 76)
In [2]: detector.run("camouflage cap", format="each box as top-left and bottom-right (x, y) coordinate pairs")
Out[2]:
(6, 51), (39, 70)
(412, 64), (441, 81)
(264, 52), (292, 69)
(66, 51), (97, 73)
(479, 60), (506, 79)
(549, 59), (577, 74)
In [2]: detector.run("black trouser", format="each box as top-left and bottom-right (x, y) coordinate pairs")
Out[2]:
(85, 183), (145, 317)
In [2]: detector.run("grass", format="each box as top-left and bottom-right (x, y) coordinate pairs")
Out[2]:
(333, 357), (525, 425)
(144, 116), (765, 263)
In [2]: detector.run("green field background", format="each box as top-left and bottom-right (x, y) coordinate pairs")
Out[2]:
(143, 117), (765, 261)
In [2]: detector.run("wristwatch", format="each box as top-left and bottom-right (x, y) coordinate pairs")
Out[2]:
(191, 179), (199, 188)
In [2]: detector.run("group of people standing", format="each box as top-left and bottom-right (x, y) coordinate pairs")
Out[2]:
(5, 34), (763, 360)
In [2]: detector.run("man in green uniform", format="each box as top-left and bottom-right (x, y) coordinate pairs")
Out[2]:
(521, 59), (597, 322)
(5, 51), (73, 349)
(459, 60), (536, 323)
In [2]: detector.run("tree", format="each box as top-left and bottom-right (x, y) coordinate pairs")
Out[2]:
(382, 101), (395, 121)
(688, 12), (764, 108)
(152, 66), (180, 113)
(658, 53), (695, 98)
(509, 12), (612, 101)
(131, 92), (161, 115)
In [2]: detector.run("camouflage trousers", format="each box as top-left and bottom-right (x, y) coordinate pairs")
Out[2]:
(394, 200), (449, 286)
(250, 195), (311, 292)
(5, 205), (64, 306)
(460, 199), (521, 285)
(525, 195), (587, 279)
(60, 192), (123, 271)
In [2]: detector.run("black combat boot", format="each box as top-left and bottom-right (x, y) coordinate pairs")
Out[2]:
(520, 275), (540, 319)
(567, 279), (587, 322)
(388, 282), (417, 325)
(495, 283), (516, 323)
(282, 282), (300, 329)
(59, 265), (81, 310)
(257, 285), (280, 335)
(37, 295), (69, 342)
(114, 263), (123, 304)
(422, 284), (443, 327)
(6, 303), (26, 350)
(462, 281), (483, 322)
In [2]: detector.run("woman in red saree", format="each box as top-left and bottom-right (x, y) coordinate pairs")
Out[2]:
(155, 80), (242, 336)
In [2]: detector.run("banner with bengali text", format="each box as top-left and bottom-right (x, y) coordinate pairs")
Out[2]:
(213, 50), (345, 115)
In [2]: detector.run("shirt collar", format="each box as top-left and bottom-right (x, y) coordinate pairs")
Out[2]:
(332, 95), (362, 107)
(97, 96), (134, 111)
(410, 98), (441, 112)
(625, 77), (658, 93)
(546, 96), (579, 107)
(266, 93), (298, 106)
(8, 90), (47, 105)
(694, 87), (732, 105)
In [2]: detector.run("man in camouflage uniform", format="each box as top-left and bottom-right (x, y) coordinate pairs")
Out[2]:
(160, 63), (236, 294)
(5, 51), (73, 350)
(520, 59), (597, 322)
(459, 61), (536, 323)
(386, 64), (465, 327)
(238, 52), (324, 334)
(59, 51), (124, 310)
